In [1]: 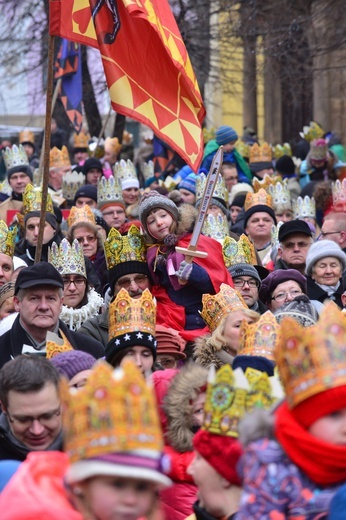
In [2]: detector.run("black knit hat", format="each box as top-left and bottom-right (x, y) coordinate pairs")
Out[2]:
(227, 263), (261, 286)
(74, 185), (98, 204)
(276, 155), (295, 176)
(105, 331), (157, 366)
(108, 261), (150, 292)
(244, 204), (277, 229)
(7, 164), (33, 182)
(82, 158), (103, 176)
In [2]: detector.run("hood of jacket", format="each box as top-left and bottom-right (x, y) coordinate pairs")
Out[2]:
(163, 363), (208, 453)
(193, 334), (234, 370)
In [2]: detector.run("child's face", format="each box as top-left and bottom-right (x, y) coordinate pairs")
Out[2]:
(74, 476), (157, 520)
(222, 141), (237, 153)
(309, 407), (346, 445)
(147, 209), (174, 240)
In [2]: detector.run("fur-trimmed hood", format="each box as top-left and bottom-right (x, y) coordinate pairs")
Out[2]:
(163, 363), (208, 453)
(238, 406), (281, 447)
(193, 334), (234, 370)
(144, 202), (197, 245)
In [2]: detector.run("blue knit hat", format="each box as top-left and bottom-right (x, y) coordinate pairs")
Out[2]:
(178, 173), (197, 195)
(215, 126), (238, 146)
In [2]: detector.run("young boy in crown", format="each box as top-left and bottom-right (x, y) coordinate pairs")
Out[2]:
(236, 302), (346, 519)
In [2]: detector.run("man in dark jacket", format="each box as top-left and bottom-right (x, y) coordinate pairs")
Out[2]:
(0, 355), (63, 461)
(0, 262), (104, 369)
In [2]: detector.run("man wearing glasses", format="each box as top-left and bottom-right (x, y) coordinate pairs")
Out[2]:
(0, 355), (62, 461)
(320, 212), (346, 252)
(228, 264), (267, 314)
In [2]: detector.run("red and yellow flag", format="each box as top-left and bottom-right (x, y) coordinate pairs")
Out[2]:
(50, 0), (206, 171)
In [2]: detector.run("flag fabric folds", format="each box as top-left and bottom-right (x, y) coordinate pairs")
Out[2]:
(50, 0), (206, 171)
(54, 39), (83, 134)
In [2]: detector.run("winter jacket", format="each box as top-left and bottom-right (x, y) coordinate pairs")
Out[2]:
(186, 501), (237, 520)
(0, 314), (105, 369)
(194, 333), (235, 370)
(306, 276), (344, 308)
(78, 307), (109, 347)
(0, 413), (63, 461)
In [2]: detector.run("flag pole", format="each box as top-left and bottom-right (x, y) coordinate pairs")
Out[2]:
(35, 33), (55, 263)
(91, 106), (112, 157)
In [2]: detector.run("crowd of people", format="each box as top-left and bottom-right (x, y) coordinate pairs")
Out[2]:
(0, 120), (345, 519)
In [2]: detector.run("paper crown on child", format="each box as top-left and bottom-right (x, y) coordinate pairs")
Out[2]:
(0, 220), (16, 258)
(104, 225), (146, 270)
(273, 143), (292, 160)
(249, 142), (272, 164)
(62, 171), (85, 201)
(293, 195), (316, 219)
(222, 234), (257, 267)
(332, 179), (346, 212)
(244, 188), (273, 211)
(67, 204), (96, 228)
(73, 131), (90, 149)
(97, 175), (125, 210)
(195, 172), (228, 204)
(46, 330), (74, 359)
(252, 174), (282, 193)
(49, 238), (86, 278)
(202, 213), (229, 243)
(268, 179), (291, 207)
(61, 360), (170, 486)
(275, 301), (346, 409)
(3, 144), (29, 170)
(200, 283), (248, 333)
(113, 159), (139, 190)
(299, 121), (324, 142)
(238, 311), (280, 361)
(49, 146), (71, 169)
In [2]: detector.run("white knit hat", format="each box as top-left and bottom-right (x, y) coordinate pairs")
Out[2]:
(305, 239), (346, 276)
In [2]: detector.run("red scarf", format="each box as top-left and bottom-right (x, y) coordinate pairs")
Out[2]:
(275, 401), (346, 486)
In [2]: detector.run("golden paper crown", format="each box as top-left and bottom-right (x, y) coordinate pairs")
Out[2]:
(275, 302), (346, 408)
(332, 179), (346, 210)
(158, 175), (179, 191)
(62, 171), (85, 201)
(104, 225), (146, 270)
(46, 331), (74, 359)
(235, 140), (250, 159)
(200, 283), (248, 333)
(19, 129), (35, 145)
(268, 179), (291, 207)
(244, 189), (273, 211)
(98, 175), (124, 208)
(293, 195), (316, 219)
(50, 146), (71, 169)
(108, 288), (156, 341)
(195, 172), (228, 204)
(60, 360), (163, 464)
(273, 143), (292, 160)
(238, 311), (280, 361)
(0, 220), (17, 258)
(22, 184), (54, 215)
(49, 238), (86, 278)
(67, 205), (96, 228)
(249, 142), (272, 164)
(253, 174), (282, 193)
(244, 367), (279, 410)
(73, 131), (90, 149)
(222, 234), (257, 268)
(3, 144), (29, 170)
(299, 121), (324, 142)
(113, 159), (138, 185)
(104, 136), (122, 156)
(202, 213), (229, 243)
(142, 160), (154, 181)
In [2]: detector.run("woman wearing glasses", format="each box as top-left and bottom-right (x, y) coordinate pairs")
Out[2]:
(259, 269), (307, 312)
(49, 239), (103, 331)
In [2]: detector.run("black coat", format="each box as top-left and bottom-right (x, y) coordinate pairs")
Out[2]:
(0, 315), (105, 369)
(306, 276), (344, 308)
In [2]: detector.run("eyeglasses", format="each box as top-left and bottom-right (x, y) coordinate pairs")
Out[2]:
(318, 231), (341, 239)
(157, 357), (177, 369)
(116, 274), (148, 289)
(282, 241), (311, 249)
(76, 235), (97, 244)
(233, 278), (259, 288)
(6, 406), (61, 427)
(62, 277), (86, 287)
(271, 290), (302, 302)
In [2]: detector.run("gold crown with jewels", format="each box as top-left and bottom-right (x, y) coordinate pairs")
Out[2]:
(299, 121), (324, 142)
(97, 175), (124, 209)
(0, 220), (17, 257)
(62, 171), (85, 201)
(49, 146), (71, 169)
(49, 238), (86, 278)
(244, 367), (283, 410)
(268, 179), (291, 206)
(46, 331), (74, 359)
(253, 174), (282, 193)
(104, 225), (146, 270)
(195, 172), (228, 204)
(67, 204), (96, 228)
(200, 283), (248, 333)
(249, 142), (272, 164)
(275, 302), (346, 408)
(60, 360), (163, 464)
(22, 184), (54, 215)
(3, 144), (29, 170)
(273, 143), (292, 160)
(238, 311), (280, 361)
(113, 159), (138, 185)
(244, 188), (273, 211)
(108, 288), (156, 341)
(332, 179), (346, 211)
(202, 213), (229, 243)
(222, 234), (257, 268)
(292, 195), (316, 219)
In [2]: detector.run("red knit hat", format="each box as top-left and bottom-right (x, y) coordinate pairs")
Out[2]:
(292, 385), (346, 429)
(193, 429), (243, 485)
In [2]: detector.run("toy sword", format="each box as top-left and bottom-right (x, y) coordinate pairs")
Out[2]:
(175, 146), (224, 283)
